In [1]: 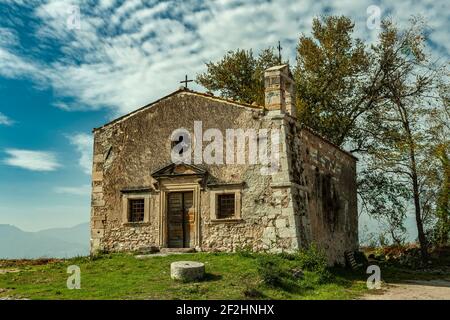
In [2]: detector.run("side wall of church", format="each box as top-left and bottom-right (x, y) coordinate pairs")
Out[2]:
(285, 116), (358, 265)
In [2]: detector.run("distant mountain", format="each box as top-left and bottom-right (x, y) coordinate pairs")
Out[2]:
(0, 223), (90, 259)
(35, 223), (90, 247)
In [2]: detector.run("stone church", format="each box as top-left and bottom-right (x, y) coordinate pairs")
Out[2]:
(90, 65), (358, 264)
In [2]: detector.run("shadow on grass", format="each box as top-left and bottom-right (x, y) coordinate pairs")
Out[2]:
(202, 273), (223, 282)
(176, 272), (223, 284)
(243, 287), (267, 299)
(330, 267), (366, 287)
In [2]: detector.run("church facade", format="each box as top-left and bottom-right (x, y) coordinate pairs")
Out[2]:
(90, 65), (358, 264)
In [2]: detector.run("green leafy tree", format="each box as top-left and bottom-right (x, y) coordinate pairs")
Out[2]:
(363, 17), (445, 260)
(294, 15), (375, 147)
(196, 48), (280, 106)
(432, 145), (450, 245)
(427, 82), (450, 245)
(436, 147), (450, 244)
(358, 171), (410, 245)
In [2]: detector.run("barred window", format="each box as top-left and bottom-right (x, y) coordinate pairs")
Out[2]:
(129, 199), (145, 222)
(217, 194), (235, 219)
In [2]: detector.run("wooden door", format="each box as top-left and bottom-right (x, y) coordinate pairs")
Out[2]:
(167, 191), (194, 248)
(183, 192), (195, 248)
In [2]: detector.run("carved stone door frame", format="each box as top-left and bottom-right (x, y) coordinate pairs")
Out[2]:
(159, 180), (201, 249)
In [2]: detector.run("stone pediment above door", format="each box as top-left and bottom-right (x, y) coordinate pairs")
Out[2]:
(151, 163), (207, 179)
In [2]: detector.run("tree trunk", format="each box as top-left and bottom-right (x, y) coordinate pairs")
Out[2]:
(404, 118), (429, 262)
(411, 163), (429, 262)
(395, 100), (430, 261)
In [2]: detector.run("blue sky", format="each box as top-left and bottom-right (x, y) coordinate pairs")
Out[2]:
(0, 0), (449, 233)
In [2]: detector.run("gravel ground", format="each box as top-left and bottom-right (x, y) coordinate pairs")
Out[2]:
(362, 279), (450, 300)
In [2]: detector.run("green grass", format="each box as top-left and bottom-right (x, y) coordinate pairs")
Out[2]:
(373, 263), (450, 283)
(0, 252), (369, 300)
(362, 245), (450, 283)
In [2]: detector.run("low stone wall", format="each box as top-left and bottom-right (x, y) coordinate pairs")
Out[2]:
(101, 222), (159, 252)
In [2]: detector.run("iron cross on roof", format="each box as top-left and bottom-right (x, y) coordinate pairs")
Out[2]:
(180, 75), (193, 88)
(277, 41), (282, 63)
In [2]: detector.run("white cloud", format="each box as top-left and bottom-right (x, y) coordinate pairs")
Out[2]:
(3, 149), (61, 171)
(53, 102), (71, 111)
(54, 184), (91, 196)
(0, 112), (13, 125)
(0, 47), (46, 81)
(0, 27), (19, 47)
(99, 0), (116, 10)
(68, 133), (93, 175)
(0, 0), (448, 116)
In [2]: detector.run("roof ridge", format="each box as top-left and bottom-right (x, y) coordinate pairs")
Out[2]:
(299, 124), (358, 161)
(93, 88), (263, 132)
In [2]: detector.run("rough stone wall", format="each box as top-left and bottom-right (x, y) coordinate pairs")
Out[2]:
(90, 91), (299, 254)
(285, 116), (358, 265)
(256, 112), (300, 253)
(199, 111), (299, 253)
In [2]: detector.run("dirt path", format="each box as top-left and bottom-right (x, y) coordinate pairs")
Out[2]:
(362, 279), (450, 300)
